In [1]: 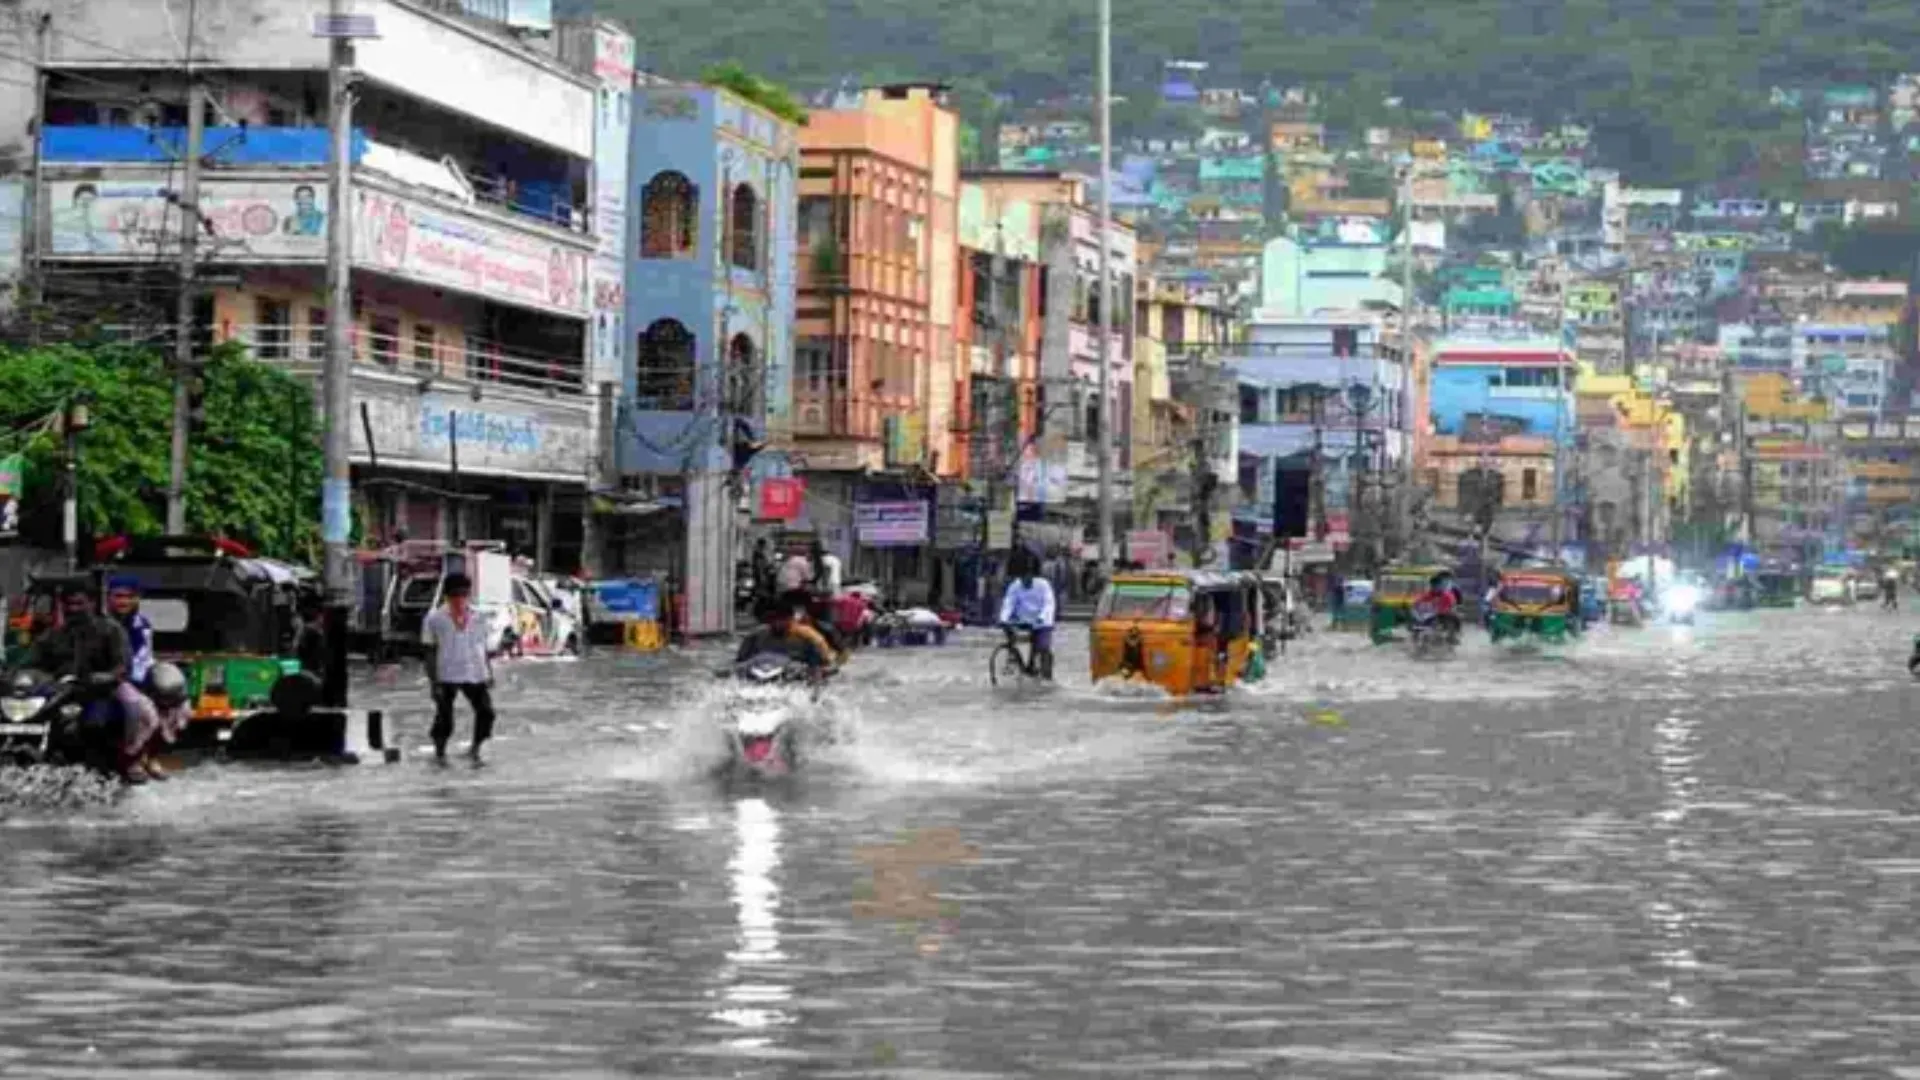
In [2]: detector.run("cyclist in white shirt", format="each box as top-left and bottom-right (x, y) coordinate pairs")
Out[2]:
(997, 549), (1056, 679)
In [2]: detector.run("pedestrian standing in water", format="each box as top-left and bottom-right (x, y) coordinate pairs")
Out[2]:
(422, 573), (497, 762)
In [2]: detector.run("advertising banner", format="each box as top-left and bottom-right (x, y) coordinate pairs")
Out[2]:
(48, 179), (328, 260)
(854, 500), (929, 547)
(587, 23), (633, 385)
(353, 188), (588, 315)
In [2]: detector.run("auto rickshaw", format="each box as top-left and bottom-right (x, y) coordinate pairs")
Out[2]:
(83, 535), (385, 762)
(1489, 568), (1582, 644)
(1090, 569), (1263, 697)
(1369, 564), (1451, 644)
(1607, 578), (1646, 627)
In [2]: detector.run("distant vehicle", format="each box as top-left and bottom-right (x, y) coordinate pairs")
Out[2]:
(1809, 573), (1852, 606)
(1852, 576), (1880, 602)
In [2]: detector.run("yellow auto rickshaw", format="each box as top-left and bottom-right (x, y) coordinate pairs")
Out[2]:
(1090, 569), (1263, 697)
(1489, 568), (1582, 645)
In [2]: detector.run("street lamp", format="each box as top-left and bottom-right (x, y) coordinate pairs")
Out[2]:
(62, 391), (93, 571)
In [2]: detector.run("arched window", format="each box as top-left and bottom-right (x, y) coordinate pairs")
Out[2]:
(728, 183), (760, 271)
(726, 333), (761, 417)
(640, 172), (697, 259)
(635, 318), (695, 410)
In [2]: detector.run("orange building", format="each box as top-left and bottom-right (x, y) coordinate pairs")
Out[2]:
(793, 84), (959, 477)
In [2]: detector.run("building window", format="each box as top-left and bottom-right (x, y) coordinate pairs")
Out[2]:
(1332, 327), (1358, 356)
(726, 333), (760, 416)
(640, 171), (697, 259)
(1240, 386), (1260, 424)
(635, 318), (695, 410)
(370, 315), (400, 366)
(728, 183), (761, 271)
(255, 297), (291, 359)
(306, 307), (326, 360)
(1522, 467), (1539, 501)
(413, 323), (437, 375)
(796, 335), (835, 393)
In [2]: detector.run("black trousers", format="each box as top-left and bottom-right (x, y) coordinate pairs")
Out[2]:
(431, 683), (496, 747)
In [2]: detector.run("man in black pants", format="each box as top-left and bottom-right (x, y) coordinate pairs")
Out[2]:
(422, 573), (498, 762)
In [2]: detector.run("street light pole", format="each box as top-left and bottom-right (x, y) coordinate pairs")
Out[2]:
(321, 0), (356, 609)
(1093, 0), (1115, 574)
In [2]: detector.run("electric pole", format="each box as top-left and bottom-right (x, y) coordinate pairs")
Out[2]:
(165, 78), (204, 533)
(1094, 0), (1115, 574)
(321, 0), (358, 606)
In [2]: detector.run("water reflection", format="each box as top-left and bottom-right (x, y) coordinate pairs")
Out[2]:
(1649, 711), (1707, 1069)
(709, 797), (793, 1049)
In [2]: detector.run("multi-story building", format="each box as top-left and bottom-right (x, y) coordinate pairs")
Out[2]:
(1131, 278), (1237, 563)
(1421, 335), (1577, 551)
(618, 83), (799, 634)
(1259, 222), (1403, 317)
(964, 170), (1136, 551)
(791, 84), (958, 587)
(21, 0), (606, 570)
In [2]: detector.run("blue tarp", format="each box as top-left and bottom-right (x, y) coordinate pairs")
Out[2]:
(44, 125), (368, 165)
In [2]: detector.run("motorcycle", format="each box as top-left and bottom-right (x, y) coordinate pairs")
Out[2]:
(715, 653), (818, 782)
(1908, 633), (1919, 678)
(1662, 585), (1700, 626)
(1407, 601), (1459, 659)
(0, 664), (191, 776)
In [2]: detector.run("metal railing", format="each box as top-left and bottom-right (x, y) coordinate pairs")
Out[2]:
(210, 323), (588, 396)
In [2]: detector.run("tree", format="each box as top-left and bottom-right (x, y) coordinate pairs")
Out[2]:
(0, 342), (323, 560)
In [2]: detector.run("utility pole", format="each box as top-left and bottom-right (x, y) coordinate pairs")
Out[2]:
(1550, 254), (1569, 556)
(23, 13), (50, 331)
(1396, 164), (1416, 561)
(321, 0), (358, 615)
(1093, 0), (1115, 575)
(165, 77), (205, 535)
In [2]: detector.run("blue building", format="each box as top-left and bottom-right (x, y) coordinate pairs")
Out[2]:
(619, 85), (799, 634)
(1425, 335), (1577, 544)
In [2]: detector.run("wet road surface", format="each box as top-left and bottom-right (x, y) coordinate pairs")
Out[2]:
(2, 606), (1918, 1077)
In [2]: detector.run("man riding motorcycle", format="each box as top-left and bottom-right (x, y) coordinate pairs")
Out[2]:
(735, 599), (834, 681)
(23, 581), (154, 780)
(1412, 571), (1463, 641)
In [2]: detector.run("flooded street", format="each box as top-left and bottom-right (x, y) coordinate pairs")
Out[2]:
(3, 607), (1919, 1077)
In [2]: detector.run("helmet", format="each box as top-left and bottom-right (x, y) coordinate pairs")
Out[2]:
(146, 662), (190, 710)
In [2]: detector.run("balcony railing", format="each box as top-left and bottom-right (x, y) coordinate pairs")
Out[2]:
(106, 323), (589, 397)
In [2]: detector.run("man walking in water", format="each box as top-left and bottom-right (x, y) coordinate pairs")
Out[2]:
(422, 573), (497, 762)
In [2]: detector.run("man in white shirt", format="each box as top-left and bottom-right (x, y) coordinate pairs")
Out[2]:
(809, 539), (842, 596)
(997, 549), (1057, 679)
(422, 572), (497, 762)
(778, 549), (813, 593)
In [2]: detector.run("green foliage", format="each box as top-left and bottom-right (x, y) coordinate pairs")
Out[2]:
(701, 62), (808, 126)
(0, 342), (322, 560)
(597, 0), (1920, 186)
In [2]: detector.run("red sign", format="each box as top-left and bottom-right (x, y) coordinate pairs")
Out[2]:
(759, 478), (805, 521)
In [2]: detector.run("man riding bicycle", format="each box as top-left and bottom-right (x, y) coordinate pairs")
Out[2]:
(997, 550), (1056, 680)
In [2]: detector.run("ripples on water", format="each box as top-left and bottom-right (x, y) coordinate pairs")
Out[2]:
(1, 607), (1918, 1076)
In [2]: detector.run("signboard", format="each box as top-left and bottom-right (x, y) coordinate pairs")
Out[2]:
(758, 477), (804, 521)
(0, 452), (19, 538)
(354, 388), (591, 480)
(48, 179), (329, 260)
(352, 188), (588, 315)
(1127, 529), (1172, 567)
(587, 22), (633, 385)
(986, 510), (1014, 551)
(854, 500), (929, 547)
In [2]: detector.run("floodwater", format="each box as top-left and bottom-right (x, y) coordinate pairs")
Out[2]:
(2, 606), (1919, 1077)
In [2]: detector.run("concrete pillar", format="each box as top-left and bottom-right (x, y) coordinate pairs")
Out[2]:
(536, 483), (555, 569)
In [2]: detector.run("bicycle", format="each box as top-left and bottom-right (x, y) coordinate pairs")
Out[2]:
(988, 624), (1053, 687)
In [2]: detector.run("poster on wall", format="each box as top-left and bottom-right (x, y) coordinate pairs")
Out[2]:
(353, 188), (588, 315)
(47, 179), (328, 260)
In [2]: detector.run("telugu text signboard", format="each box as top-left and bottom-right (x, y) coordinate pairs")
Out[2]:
(352, 188), (588, 316)
(47, 179), (328, 260)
